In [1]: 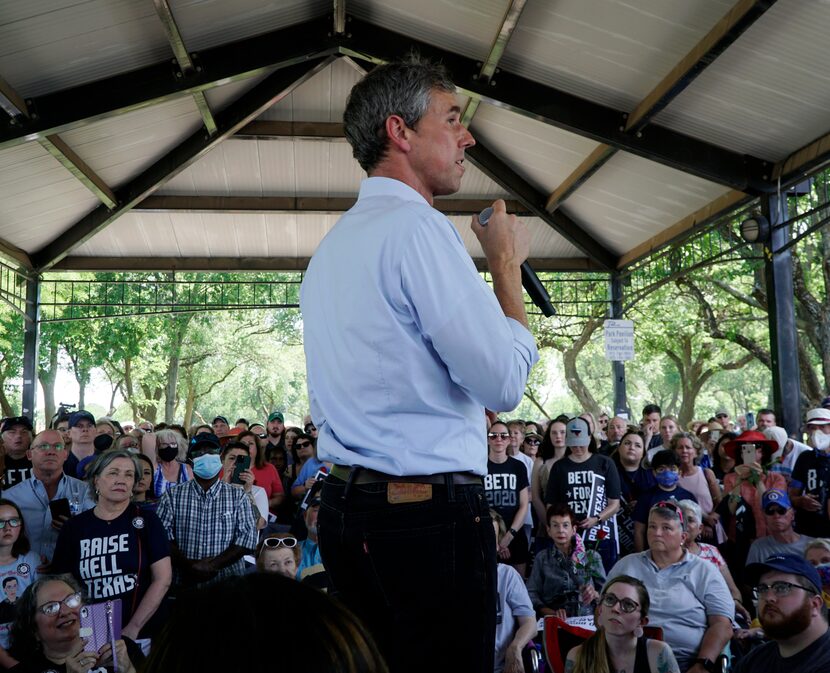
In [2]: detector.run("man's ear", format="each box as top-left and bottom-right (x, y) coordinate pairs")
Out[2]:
(384, 115), (412, 153)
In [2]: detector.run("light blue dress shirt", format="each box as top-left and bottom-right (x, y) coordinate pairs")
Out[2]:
(5, 474), (94, 563)
(300, 177), (539, 476)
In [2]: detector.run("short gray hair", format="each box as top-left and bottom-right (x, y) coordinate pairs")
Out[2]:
(343, 54), (456, 172)
(86, 449), (142, 500)
(678, 499), (702, 524)
(156, 428), (187, 462)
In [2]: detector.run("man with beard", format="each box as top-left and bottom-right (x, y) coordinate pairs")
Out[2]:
(264, 411), (286, 454)
(737, 554), (830, 672)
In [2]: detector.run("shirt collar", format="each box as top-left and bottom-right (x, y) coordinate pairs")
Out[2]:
(357, 177), (431, 207)
(645, 549), (691, 570)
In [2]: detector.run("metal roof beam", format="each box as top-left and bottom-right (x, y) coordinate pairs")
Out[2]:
(31, 57), (335, 271)
(466, 142), (618, 270)
(0, 16), (336, 151)
(774, 129), (830, 185)
(39, 135), (117, 208)
(51, 256), (603, 273)
(236, 120), (345, 140)
(461, 0), (529, 127)
(544, 0), (775, 212)
(135, 195), (531, 216)
(152, 0), (217, 135)
(0, 74), (28, 119)
(343, 18), (772, 194)
(0, 237), (33, 270)
(333, 0), (347, 35)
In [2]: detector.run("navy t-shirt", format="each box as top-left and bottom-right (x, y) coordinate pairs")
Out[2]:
(631, 485), (697, 523)
(51, 505), (170, 629)
(484, 457), (529, 526)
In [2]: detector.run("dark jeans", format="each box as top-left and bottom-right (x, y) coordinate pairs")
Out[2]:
(318, 474), (497, 673)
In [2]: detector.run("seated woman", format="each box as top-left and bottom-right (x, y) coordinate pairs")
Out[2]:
(526, 503), (604, 618)
(220, 443), (268, 529)
(51, 450), (172, 641)
(0, 499), (40, 670)
(8, 575), (140, 673)
(132, 453), (157, 512)
(149, 429), (192, 499)
(566, 575), (680, 673)
(490, 511), (536, 673)
(236, 430), (285, 513)
(256, 534), (300, 579)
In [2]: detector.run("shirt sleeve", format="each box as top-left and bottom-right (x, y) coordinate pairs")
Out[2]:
(267, 465), (284, 495)
(602, 457), (621, 500)
(50, 517), (76, 575)
(155, 491), (176, 542)
(233, 492), (258, 551)
(701, 563), (735, 619)
(143, 511), (171, 563)
(399, 210), (538, 412)
(526, 553), (545, 610)
(503, 566), (535, 617)
(790, 453), (809, 489)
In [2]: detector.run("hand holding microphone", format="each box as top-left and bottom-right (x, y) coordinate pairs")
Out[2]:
(474, 201), (556, 317)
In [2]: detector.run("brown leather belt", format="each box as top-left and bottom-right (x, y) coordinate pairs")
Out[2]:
(330, 464), (482, 486)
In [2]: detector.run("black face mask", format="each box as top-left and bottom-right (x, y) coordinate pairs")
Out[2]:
(158, 446), (179, 462)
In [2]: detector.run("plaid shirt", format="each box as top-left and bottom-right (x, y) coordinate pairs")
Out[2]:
(156, 479), (257, 585)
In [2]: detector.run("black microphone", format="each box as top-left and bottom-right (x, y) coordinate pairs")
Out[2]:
(478, 207), (556, 317)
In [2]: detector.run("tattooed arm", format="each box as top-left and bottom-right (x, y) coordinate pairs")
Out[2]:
(647, 640), (681, 673)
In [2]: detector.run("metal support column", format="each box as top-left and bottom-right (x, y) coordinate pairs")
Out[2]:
(762, 193), (801, 436)
(21, 275), (40, 421)
(610, 274), (629, 418)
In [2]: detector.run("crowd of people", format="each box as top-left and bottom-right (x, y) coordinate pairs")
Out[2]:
(0, 401), (827, 672)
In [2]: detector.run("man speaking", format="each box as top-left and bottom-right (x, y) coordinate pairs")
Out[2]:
(300, 56), (539, 673)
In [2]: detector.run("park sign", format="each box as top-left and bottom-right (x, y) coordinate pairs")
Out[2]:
(604, 319), (634, 361)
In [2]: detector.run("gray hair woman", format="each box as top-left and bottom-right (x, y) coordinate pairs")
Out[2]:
(150, 428), (192, 499)
(678, 500), (748, 622)
(50, 450), (172, 641)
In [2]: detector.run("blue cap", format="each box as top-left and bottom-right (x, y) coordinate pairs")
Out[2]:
(68, 410), (95, 428)
(745, 553), (822, 594)
(565, 417), (591, 447)
(761, 489), (792, 511)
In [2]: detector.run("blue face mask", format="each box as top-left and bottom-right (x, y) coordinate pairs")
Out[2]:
(192, 453), (222, 479)
(655, 470), (680, 488)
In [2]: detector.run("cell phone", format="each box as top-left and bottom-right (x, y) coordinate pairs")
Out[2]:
(710, 430), (721, 443)
(231, 455), (251, 484)
(741, 443), (757, 466)
(80, 600), (122, 653)
(745, 412), (755, 429)
(48, 498), (71, 520)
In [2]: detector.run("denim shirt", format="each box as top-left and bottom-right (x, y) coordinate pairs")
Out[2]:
(525, 543), (605, 613)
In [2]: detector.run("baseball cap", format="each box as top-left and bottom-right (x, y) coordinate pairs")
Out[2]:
(761, 489), (792, 511)
(189, 432), (221, 454)
(821, 396), (830, 409)
(267, 411), (284, 423)
(715, 409), (729, 418)
(212, 415), (229, 426)
(565, 417), (591, 447)
(1, 416), (33, 433)
(68, 410), (96, 428)
(805, 408), (830, 425)
(745, 553), (822, 595)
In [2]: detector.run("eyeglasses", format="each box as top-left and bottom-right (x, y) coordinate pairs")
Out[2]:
(765, 506), (788, 516)
(295, 441), (312, 449)
(31, 442), (66, 452)
(0, 518), (21, 529)
(38, 592), (82, 616)
(601, 593), (640, 613)
(304, 426), (316, 433)
(488, 432), (510, 440)
(524, 439), (540, 446)
(651, 500), (685, 527)
(263, 536), (297, 549)
(754, 581), (817, 599)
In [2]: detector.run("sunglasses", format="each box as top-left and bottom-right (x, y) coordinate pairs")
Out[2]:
(190, 447), (221, 457)
(601, 593), (640, 613)
(263, 536), (297, 549)
(488, 432), (510, 440)
(295, 441), (312, 449)
(651, 500), (685, 526)
(38, 592), (82, 616)
(0, 518), (20, 529)
(524, 439), (541, 446)
(765, 506), (788, 516)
